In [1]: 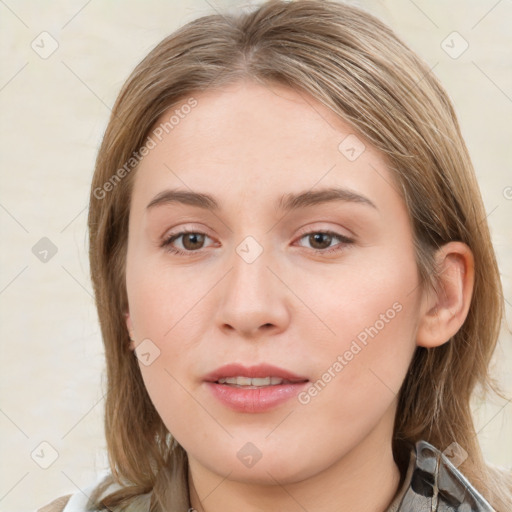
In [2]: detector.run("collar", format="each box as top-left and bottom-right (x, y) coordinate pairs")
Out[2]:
(388, 440), (495, 511)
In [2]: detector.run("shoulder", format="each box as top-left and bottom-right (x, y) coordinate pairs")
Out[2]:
(35, 471), (124, 512)
(36, 494), (72, 512)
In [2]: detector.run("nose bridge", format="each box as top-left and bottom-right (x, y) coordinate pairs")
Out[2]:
(215, 234), (289, 335)
(228, 234), (276, 307)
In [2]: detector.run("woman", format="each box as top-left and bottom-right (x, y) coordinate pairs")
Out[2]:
(38, 0), (511, 510)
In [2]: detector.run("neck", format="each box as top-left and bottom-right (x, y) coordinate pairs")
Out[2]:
(187, 417), (402, 512)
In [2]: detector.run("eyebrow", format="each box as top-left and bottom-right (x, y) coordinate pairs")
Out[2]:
(146, 187), (377, 212)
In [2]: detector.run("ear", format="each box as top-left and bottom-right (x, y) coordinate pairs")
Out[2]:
(416, 241), (474, 348)
(124, 311), (136, 351)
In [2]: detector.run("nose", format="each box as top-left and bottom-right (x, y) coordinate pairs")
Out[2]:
(214, 242), (291, 339)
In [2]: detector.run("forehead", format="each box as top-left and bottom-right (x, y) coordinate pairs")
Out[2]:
(147, 80), (379, 161)
(131, 79), (401, 213)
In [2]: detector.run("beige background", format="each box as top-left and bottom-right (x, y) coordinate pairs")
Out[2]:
(0, 1), (511, 511)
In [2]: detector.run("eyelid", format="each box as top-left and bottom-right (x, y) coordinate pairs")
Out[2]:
(294, 223), (355, 242)
(161, 223), (214, 242)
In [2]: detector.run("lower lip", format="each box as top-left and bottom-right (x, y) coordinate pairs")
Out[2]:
(205, 381), (309, 413)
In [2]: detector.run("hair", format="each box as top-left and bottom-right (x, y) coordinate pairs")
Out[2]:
(87, 0), (511, 510)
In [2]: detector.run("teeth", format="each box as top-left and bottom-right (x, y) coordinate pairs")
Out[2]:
(217, 376), (286, 386)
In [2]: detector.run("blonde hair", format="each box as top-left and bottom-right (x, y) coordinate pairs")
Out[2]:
(87, 0), (511, 509)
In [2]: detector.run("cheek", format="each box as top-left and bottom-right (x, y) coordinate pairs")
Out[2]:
(125, 250), (211, 344)
(305, 245), (419, 345)
(298, 247), (420, 401)
(308, 299), (417, 409)
(125, 256), (218, 434)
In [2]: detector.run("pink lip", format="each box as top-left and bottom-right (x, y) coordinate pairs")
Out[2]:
(203, 363), (308, 383)
(203, 363), (309, 413)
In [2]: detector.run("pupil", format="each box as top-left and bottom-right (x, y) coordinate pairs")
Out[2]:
(184, 233), (203, 250)
(311, 233), (331, 249)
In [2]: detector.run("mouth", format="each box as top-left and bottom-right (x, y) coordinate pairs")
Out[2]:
(203, 364), (309, 413)
(215, 376), (305, 388)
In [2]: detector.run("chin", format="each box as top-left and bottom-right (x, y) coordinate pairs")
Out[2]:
(187, 437), (333, 486)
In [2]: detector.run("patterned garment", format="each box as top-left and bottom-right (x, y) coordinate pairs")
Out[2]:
(388, 440), (495, 511)
(38, 440), (496, 512)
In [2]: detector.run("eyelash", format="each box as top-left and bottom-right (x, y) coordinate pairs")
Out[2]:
(161, 229), (354, 256)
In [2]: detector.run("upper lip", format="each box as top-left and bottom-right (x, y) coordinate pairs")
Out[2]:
(203, 363), (309, 383)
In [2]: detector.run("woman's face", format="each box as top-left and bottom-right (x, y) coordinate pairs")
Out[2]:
(125, 79), (423, 484)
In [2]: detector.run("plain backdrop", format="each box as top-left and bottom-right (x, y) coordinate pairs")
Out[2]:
(0, 1), (511, 511)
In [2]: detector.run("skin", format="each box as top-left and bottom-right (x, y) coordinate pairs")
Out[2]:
(124, 79), (474, 512)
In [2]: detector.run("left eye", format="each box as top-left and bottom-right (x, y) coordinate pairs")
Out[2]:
(295, 231), (353, 253)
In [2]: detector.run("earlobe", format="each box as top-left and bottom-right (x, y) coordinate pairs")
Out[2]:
(124, 312), (136, 351)
(416, 242), (474, 349)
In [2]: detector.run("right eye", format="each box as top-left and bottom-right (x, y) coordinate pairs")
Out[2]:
(161, 230), (215, 255)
